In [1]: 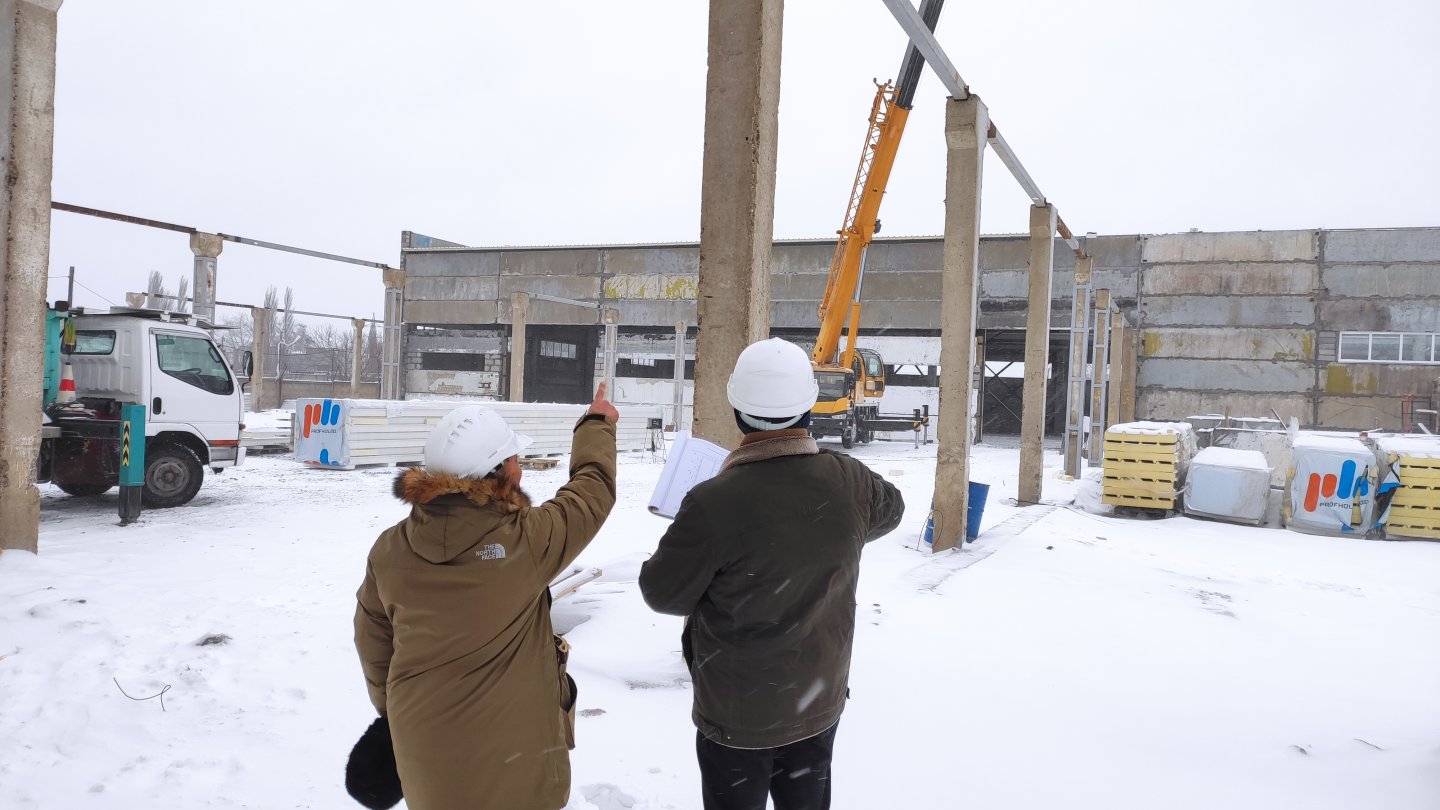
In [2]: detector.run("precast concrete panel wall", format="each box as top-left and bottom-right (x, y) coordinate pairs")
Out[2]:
(400, 227), (1440, 430)
(1135, 230), (1320, 424)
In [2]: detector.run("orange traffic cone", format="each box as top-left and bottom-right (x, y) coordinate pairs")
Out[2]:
(56, 361), (76, 403)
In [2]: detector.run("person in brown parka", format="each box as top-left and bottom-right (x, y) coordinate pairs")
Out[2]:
(354, 384), (618, 810)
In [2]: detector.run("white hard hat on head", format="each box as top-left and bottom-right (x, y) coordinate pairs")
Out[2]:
(424, 405), (533, 478)
(727, 338), (819, 418)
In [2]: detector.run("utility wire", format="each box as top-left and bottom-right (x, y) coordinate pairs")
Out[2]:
(72, 280), (118, 306)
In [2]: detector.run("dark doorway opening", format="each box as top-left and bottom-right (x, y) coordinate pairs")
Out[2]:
(524, 325), (596, 404)
(979, 329), (1068, 437)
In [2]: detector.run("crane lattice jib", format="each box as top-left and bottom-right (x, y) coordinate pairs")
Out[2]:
(812, 81), (911, 368)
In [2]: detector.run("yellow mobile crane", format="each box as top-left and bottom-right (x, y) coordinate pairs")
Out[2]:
(808, 0), (942, 449)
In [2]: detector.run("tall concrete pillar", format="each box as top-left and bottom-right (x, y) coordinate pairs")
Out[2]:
(189, 232), (223, 327)
(380, 268), (405, 400)
(930, 94), (988, 553)
(1107, 310), (1127, 429)
(249, 307), (269, 411)
(509, 291), (528, 402)
(1117, 321), (1138, 423)
(692, 0), (784, 448)
(0, 0), (62, 555)
(1018, 203), (1056, 505)
(350, 318), (365, 397)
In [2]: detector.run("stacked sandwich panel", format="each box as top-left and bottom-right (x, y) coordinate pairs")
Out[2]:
(1378, 437), (1440, 540)
(1102, 422), (1195, 511)
(296, 398), (663, 469)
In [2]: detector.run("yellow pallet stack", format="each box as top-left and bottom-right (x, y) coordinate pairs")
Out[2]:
(1102, 424), (1187, 511)
(1387, 453), (1440, 540)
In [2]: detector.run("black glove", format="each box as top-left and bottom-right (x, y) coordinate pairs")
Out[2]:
(345, 715), (403, 810)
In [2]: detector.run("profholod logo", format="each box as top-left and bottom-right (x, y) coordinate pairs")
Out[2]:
(303, 400), (341, 438)
(1302, 459), (1370, 512)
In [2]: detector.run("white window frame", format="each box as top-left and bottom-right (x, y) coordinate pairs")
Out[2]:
(1338, 331), (1439, 364)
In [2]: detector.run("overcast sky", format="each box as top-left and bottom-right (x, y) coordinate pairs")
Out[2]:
(46, 0), (1440, 326)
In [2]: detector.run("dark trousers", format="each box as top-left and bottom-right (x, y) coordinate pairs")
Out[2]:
(695, 723), (838, 810)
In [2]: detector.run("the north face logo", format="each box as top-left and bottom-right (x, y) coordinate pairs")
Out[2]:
(476, 544), (506, 560)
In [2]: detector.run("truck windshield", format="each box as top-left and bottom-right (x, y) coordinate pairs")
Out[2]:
(815, 372), (850, 402)
(155, 333), (235, 395)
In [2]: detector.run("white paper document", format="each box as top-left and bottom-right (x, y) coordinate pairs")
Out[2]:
(647, 431), (730, 519)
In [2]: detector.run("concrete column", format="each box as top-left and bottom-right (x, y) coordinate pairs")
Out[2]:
(930, 94), (988, 553)
(1063, 256), (1093, 477)
(1117, 324), (1138, 423)
(380, 267), (405, 400)
(1106, 310), (1127, 430)
(509, 291), (528, 402)
(1018, 203), (1056, 505)
(189, 232), (223, 327)
(672, 321), (686, 432)
(1088, 289), (1112, 465)
(0, 0), (62, 555)
(693, 0), (783, 448)
(350, 318), (365, 397)
(249, 307), (269, 411)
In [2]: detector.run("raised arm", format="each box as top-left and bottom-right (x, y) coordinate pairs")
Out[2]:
(526, 383), (619, 581)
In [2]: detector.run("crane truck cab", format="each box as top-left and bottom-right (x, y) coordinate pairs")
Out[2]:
(37, 306), (250, 507)
(808, 347), (887, 449)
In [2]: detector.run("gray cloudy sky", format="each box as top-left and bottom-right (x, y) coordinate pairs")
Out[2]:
(46, 0), (1440, 324)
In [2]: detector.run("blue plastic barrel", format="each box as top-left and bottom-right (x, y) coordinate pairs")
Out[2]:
(921, 481), (991, 545)
(965, 482), (990, 541)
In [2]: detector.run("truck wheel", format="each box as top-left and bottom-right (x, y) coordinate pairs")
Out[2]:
(841, 423), (855, 449)
(56, 482), (111, 498)
(142, 443), (204, 508)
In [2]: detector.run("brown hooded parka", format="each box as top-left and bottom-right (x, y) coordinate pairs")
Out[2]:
(354, 416), (616, 810)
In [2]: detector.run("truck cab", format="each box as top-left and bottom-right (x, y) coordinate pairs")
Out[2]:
(39, 307), (248, 507)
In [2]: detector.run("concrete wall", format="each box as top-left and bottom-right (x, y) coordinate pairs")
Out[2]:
(400, 227), (1440, 430)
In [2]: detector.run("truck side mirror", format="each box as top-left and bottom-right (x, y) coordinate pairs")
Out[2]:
(241, 351), (254, 379)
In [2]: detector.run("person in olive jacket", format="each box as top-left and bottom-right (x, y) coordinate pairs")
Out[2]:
(639, 339), (905, 810)
(354, 384), (618, 810)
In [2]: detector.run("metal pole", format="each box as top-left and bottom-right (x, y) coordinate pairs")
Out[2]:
(67, 265), (74, 305)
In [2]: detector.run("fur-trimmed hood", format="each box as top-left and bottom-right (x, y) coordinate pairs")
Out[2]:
(393, 467), (533, 511)
(391, 467), (534, 563)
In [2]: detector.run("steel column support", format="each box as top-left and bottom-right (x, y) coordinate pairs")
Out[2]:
(1088, 290), (1113, 464)
(1063, 256), (1093, 477)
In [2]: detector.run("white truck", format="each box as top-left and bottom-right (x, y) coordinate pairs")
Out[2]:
(39, 306), (250, 507)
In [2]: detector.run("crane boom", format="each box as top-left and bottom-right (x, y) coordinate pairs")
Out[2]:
(811, 0), (944, 371)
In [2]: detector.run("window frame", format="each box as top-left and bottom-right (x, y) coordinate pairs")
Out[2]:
(72, 330), (116, 355)
(1337, 331), (1439, 364)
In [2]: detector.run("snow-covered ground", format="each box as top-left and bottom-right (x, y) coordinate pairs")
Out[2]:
(3, 429), (1438, 809)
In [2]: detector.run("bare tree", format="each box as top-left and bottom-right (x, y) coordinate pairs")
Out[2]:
(306, 324), (355, 381)
(145, 271), (170, 309)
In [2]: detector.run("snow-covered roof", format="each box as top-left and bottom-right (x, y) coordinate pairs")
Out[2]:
(1193, 447), (1272, 471)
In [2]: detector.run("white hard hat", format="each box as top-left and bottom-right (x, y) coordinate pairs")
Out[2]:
(726, 338), (819, 418)
(424, 405), (533, 478)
